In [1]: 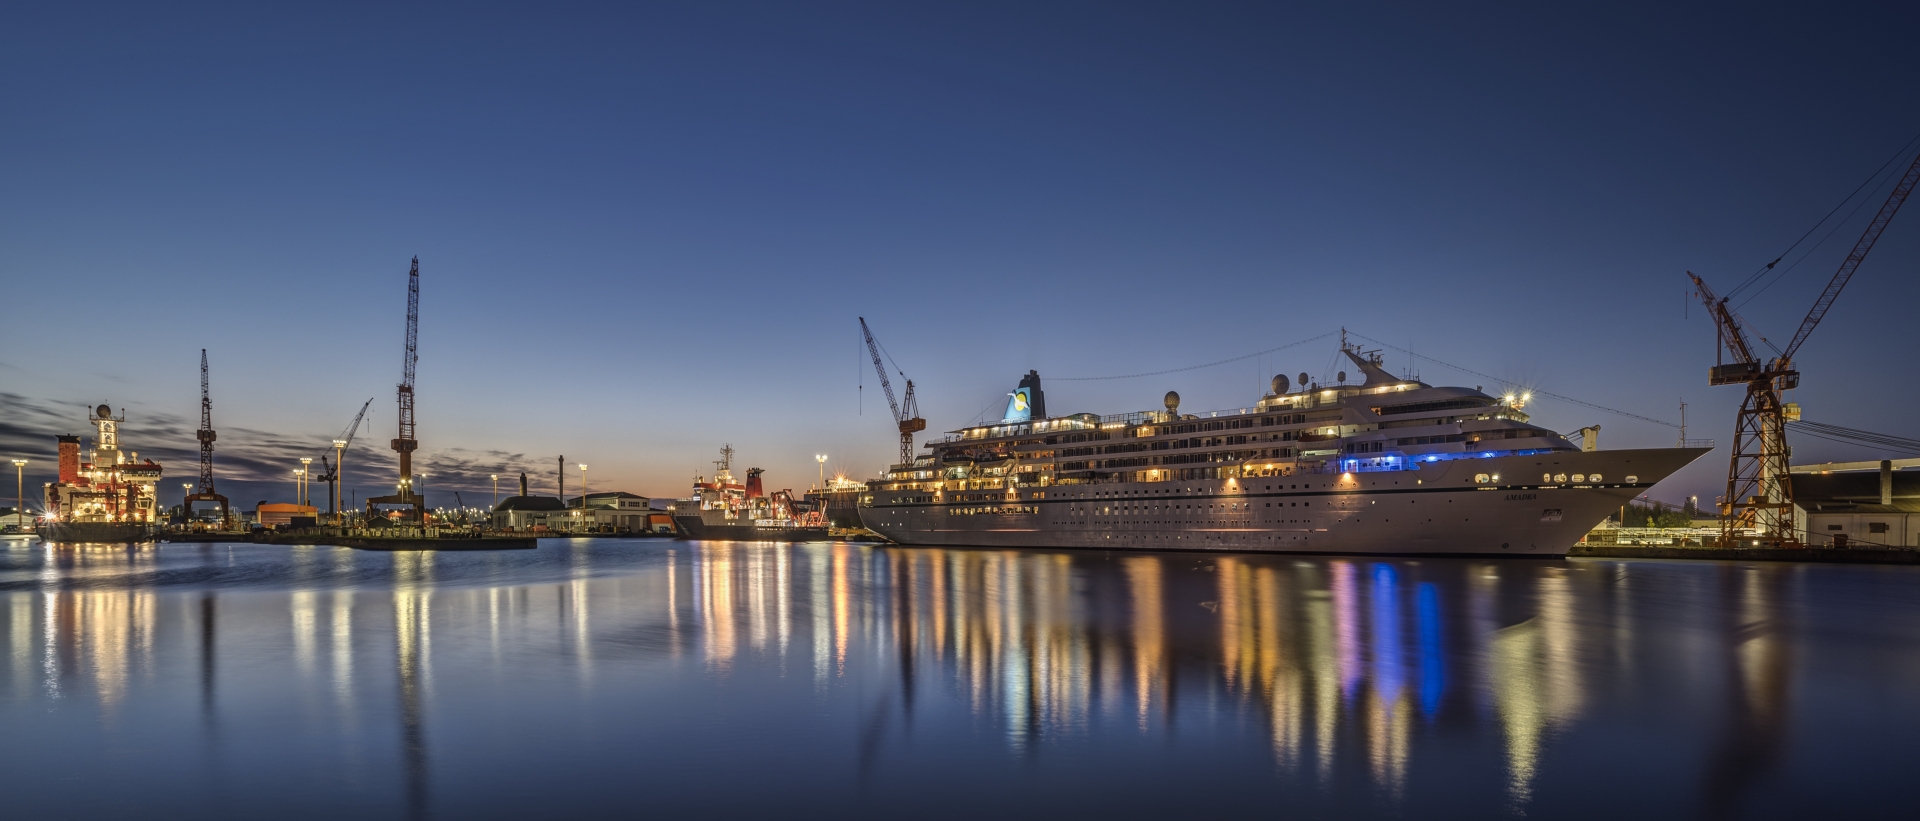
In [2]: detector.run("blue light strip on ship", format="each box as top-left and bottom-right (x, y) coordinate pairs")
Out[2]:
(1347, 448), (1560, 473)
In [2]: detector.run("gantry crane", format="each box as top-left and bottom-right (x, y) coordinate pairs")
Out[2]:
(859, 317), (925, 466)
(183, 349), (230, 528)
(367, 257), (425, 524)
(1691, 145), (1920, 545)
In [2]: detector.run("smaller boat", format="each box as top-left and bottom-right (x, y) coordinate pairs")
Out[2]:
(40, 404), (163, 545)
(672, 445), (829, 542)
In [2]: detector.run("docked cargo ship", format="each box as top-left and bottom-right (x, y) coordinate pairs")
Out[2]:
(860, 342), (1709, 556)
(673, 445), (829, 542)
(39, 404), (163, 544)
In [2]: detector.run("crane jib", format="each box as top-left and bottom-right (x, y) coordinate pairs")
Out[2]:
(858, 317), (925, 466)
(1783, 147), (1920, 360)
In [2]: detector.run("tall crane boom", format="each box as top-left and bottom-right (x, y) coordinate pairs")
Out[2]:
(395, 256), (420, 454)
(860, 317), (900, 422)
(391, 257), (420, 492)
(196, 349), (216, 492)
(1783, 148), (1920, 361)
(340, 397), (373, 453)
(859, 317), (926, 466)
(184, 348), (230, 527)
(1689, 272), (1763, 376)
(370, 258), (425, 523)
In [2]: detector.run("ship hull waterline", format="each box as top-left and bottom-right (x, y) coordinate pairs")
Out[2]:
(673, 516), (830, 543)
(859, 448), (1709, 557)
(37, 522), (157, 545)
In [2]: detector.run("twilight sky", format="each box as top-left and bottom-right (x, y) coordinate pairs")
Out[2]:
(4, 1), (1919, 511)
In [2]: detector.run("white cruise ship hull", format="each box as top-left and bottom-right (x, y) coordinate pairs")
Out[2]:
(860, 447), (1708, 557)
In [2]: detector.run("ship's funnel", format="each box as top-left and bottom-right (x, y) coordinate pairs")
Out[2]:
(519, 472), (528, 497)
(57, 435), (81, 484)
(1004, 370), (1046, 422)
(746, 467), (765, 499)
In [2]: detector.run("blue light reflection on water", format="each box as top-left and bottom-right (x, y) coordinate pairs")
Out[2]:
(1417, 581), (1444, 717)
(1, 538), (1918, 819)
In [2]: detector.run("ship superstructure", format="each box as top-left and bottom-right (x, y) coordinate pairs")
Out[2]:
(860, 341), (1708, 556)
(672, 445), (827, 541)
(41, 404), (163, 543)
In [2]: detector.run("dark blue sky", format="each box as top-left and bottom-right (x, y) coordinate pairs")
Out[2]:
(4, 1), (1917, 509)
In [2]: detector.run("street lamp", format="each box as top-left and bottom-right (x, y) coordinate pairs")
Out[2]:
(815, 454), (828, 492)
(491, 474), (499, 508)
(11, 459), (26, 528)
(578, 464), (588, 532)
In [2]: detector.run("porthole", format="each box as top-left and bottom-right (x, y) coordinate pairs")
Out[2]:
(1553, 473), (1568, 483)
(1625, 475), (1638, 483)
(1542, 473), (1553, 482)
(1589, 474), (1601, 483)
(1571, 474), (1586, 483)
(1474, 473), (1490, 483)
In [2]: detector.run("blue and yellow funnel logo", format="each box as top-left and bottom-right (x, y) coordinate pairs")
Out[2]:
(1003, 387), (1032, 422)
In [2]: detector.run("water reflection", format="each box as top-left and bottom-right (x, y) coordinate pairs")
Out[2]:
(0, 540), (1909, 818)
(1703, 566), (1794, 818)
(395, 570), (430, 819)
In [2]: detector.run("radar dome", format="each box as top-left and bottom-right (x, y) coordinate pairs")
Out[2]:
(1298, 372), (1309, 388)
(1271, 374), (1290, 395)
(1337, 371), (1347, 383)
(1163, 391), (1180, 411)
(95, 404), (111, 419)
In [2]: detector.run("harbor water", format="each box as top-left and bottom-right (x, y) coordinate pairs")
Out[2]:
(2, 539), (1916, 818)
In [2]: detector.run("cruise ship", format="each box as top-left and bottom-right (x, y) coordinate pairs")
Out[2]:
(859, 342), (1709, 556)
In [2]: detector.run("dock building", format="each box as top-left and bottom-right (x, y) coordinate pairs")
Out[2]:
(1792, 459), (1920, 548)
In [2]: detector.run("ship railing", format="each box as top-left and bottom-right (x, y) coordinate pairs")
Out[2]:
(937, 401), (1336, 443)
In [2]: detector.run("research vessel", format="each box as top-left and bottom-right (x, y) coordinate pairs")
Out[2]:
(39, 404), (163, 544)
(859, 342), (1709, 556)
(673, 446), (829, 542)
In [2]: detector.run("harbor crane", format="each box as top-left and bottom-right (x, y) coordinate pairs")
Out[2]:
(313, 397), (373, 521)
(367, 257), (426, 524)
(1690, 145), (1920, 546)
(860, 317), (925, 467)
(182, 349), (231, 527)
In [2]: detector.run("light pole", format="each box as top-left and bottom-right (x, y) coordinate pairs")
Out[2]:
(332, 440), (347, 522)
(578, 463), (588, 532)
(182, 483), (193, 523)
(299, 457), (313, 507)
(11, 459), (26, 528)
(815, 453), (828, 492)
(294, 469), (304, 507)
(491, 474), (499, 508)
